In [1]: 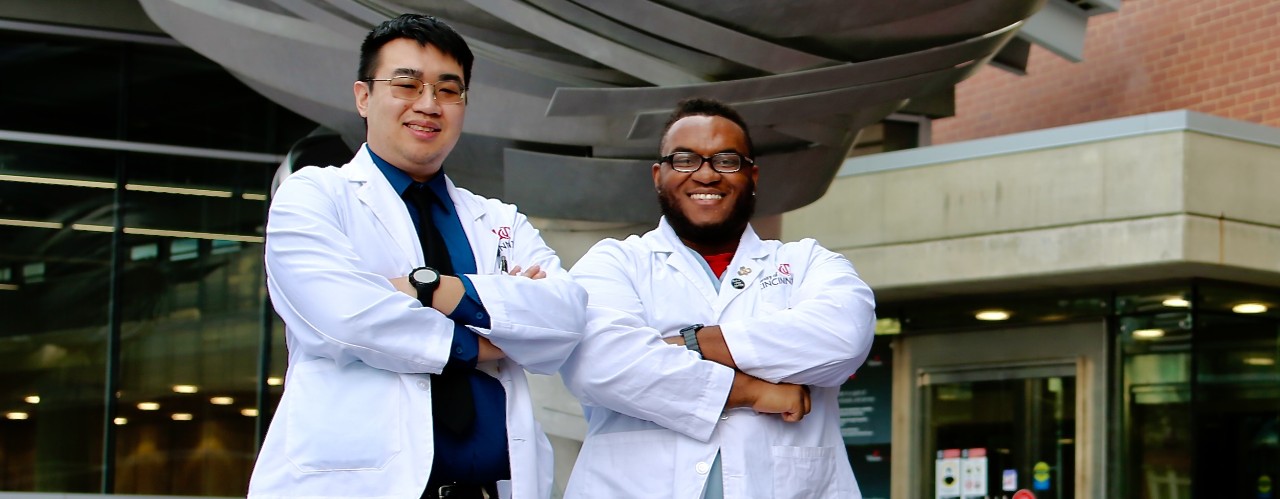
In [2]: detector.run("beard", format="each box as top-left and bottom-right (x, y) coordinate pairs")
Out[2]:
(658, 181), (756, 248)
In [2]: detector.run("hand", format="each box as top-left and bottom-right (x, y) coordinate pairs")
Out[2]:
(663, 336), (684, 346)
(507, 264), (546, 280)
(753, 382), (811, 423)
(477, 336), (506, 362)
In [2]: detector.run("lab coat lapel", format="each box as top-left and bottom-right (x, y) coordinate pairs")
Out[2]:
(653, 218), (718, 304)
(448, 177), (498, 274)
(714, 224), (768, 313)
(348, 148), (422, 266)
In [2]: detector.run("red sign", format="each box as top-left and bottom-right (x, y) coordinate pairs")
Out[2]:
(1013, 490), (1036, 499)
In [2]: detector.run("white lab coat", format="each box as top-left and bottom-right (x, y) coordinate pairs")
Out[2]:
(560, 219), (876, 499)
(248, 146), (586, 499)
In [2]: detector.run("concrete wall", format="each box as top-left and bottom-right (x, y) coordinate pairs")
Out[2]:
(785, 113), (1280, 300)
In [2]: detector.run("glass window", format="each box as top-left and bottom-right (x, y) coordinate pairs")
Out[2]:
(111, 156), (270, 496)
(1191, 304), (1279, 498)
(0, 31), (122, 139)
(0, 145), (115, 491)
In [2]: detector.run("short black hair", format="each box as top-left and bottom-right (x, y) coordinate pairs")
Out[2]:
(659, 97), (754, 157)
(358, 14), (474, 89)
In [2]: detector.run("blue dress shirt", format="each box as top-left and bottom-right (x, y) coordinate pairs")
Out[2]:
(369, 146), (510, 485)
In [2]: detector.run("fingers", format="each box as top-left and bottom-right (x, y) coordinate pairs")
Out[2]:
(507, 264), (546, 279)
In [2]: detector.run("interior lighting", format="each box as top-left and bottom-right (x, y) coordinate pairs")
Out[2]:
(241, 408), (259, 417)
(267, 376), (283, 386)
(1162, 298), (1190, 308)
(210, 397), (234, 405)
(1232, 303), (1268, 314)
(172, 384), (199, 394)
(171, 413), (194, 421)
(974, 310), (1011, 321)
(114, 417), (128, 425)
(137, 402), (160, 411)
(0, 284), (18, 291)
(5, 412), (29, 420)
(1133, 329), (1165, 339)
(1243, 357), (1276, 366)
(126, 184), (232, 198)
(24, 395), (39, 404)
(242, 193), (268, 201)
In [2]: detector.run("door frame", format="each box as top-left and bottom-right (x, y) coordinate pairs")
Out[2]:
(891, 321), (1109, 499)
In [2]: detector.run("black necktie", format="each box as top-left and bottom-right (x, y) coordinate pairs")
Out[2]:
(405, 184), (474, 435)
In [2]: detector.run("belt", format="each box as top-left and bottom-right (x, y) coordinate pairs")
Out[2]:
(422, 482), (495, 499)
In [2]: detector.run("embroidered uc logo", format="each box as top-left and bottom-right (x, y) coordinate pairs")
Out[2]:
(777, 264), (791, 276)
(494, 227), (512, 239)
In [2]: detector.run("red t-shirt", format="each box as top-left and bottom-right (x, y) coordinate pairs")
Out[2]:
(701, 251), (734, 279)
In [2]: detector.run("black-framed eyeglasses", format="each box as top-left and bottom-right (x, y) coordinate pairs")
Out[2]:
(660, 152), (753, 173)
(361, 76), (467, 104)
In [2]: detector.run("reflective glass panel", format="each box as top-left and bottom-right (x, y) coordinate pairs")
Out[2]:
(924, 373), (1076, 499)
(112, 155), (270, 496)
(0, 143), (114, 492)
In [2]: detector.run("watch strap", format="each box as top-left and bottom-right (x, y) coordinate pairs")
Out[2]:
(679, 323), (704, 358)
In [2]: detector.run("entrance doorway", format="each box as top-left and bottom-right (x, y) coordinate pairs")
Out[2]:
(892, 322), (1109, 499)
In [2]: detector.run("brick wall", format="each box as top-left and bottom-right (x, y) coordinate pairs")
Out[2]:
(932, 0), (1280, 144)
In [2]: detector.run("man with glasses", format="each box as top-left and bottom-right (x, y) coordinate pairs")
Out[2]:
(249, 14), (586, 499)
(560, 98), (877, 498)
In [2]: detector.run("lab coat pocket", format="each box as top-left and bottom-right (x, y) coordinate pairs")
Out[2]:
(284, 359), (402, 472)
(770, 445), (845, 498)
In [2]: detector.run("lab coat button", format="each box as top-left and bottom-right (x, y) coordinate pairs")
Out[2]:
(695, 462), (710, 474)
(475, 312), (485, 320)
(417, 380), (429, 391)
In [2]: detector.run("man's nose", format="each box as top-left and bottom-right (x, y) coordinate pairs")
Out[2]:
(690, 161), (722, 182)
(413, 90), (442, 114)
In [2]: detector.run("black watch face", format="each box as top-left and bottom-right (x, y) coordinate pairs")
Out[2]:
(412, 267), (439, 285)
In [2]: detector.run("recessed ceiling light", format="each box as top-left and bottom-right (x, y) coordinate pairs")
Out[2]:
(1232, 303), (1268, 314)
(24, 395), (40, 404)
(975, 310), (1010, 321)
(172, 384), (199, 394)
(1162, 298), (1190, 308)
(1133, 328), (1165, 339)
(210, 397), (234, 405)
(137, 402), (160, 411)
(1243, 357), (1275, 366)
(171, 413), (193, 421)
(5, 412), (29, 420)
(266, 377), (283, 386)
(113, 417), (128, 425)
(241, 408), (260, 417)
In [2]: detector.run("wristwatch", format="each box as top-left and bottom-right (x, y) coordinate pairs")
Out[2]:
(679, 323), (704, 358)
(408, 266), (441, 308)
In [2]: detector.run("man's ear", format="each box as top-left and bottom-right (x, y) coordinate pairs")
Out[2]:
(652, 163), (662, 192)
(354, 81), (370, 118)
(750, 164), (760, 186)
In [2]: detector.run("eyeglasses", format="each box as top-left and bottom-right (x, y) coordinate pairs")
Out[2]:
(660, 152), (753, 173)
(362, 76), (467, 104)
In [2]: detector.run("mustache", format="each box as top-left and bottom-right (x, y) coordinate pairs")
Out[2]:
(658, 183), (755, 246)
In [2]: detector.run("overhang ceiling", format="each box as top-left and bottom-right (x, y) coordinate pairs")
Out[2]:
(138, 0), (1110, 222)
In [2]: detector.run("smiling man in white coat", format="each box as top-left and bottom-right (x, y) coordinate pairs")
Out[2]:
(247, 14), (586, 499)
(560, 98), (877, 498)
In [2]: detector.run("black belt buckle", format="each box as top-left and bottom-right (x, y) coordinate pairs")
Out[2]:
(435, 483), (489, 499)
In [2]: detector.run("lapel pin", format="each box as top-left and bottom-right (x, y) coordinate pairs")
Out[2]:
(738, 266), (751, 276)
(731, 278), (745, 289)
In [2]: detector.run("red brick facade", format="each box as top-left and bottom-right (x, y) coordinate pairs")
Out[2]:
(932, 0), (1280, 144)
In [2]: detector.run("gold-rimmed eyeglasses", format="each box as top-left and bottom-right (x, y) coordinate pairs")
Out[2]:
(362, 76), (467, 104)
(660, 152), (753, 173)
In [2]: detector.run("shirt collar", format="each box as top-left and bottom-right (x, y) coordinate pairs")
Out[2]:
(367, 144), (452, 212)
